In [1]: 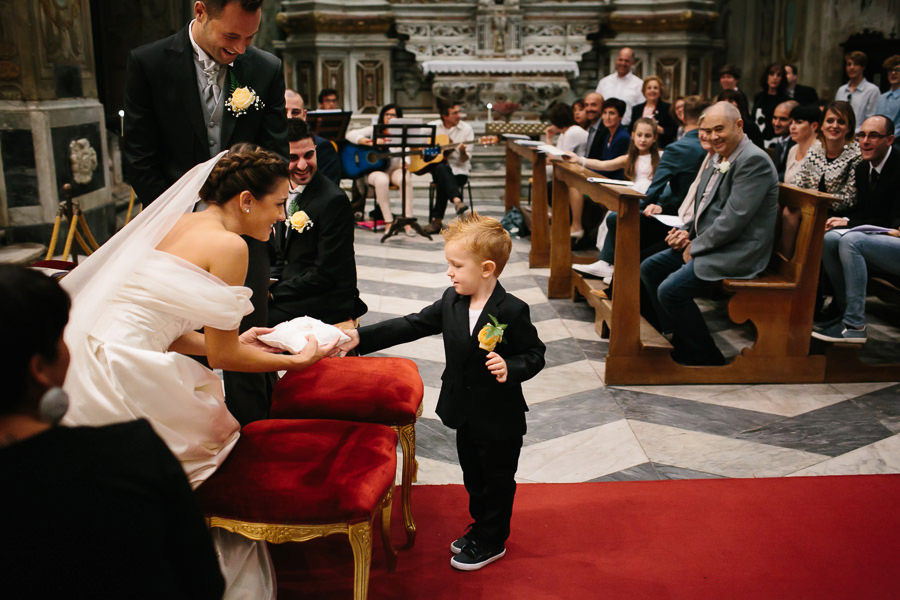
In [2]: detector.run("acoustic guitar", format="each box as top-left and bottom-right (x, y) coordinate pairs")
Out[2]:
(340, 135), (499, 179)
(408, 135), (498, 173)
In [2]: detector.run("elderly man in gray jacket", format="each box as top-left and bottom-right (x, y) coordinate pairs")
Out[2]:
(640, 101), (779, 365)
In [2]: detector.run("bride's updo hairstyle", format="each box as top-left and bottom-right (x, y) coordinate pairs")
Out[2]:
(199, 143), (288, 206)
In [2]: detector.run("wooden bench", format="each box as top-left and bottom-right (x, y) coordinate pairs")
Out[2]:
(550, 160), (836, 384)
(504, 139), (550, 268)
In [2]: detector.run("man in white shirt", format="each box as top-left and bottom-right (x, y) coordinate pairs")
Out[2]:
(595, 47), (644, 127)
(422, 98), (475, 233)
(835, 51), (880, 132)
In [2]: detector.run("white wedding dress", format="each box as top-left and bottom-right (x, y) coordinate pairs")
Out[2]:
(63, 249), (276, 599)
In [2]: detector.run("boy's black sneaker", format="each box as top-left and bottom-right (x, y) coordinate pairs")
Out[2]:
(450, 540), (506, 571)
(450, 533), (472, 555)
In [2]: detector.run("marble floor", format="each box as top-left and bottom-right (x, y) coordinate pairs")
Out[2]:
(354, 192), (900, 485)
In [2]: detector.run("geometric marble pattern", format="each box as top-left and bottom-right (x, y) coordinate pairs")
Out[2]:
(354, 189), (900, 484)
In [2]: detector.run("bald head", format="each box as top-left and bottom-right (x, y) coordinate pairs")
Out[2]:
(701, 102), (745, 157)
(615, 47), (635, 77)
(285, 88), (306, 120)
(772, 100), (798, 137)
(584, 92), (604, 125)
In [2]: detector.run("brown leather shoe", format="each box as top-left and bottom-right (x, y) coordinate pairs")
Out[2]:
(423, 218), (443, 234)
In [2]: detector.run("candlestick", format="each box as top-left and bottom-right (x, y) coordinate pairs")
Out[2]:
(486, 103), (493, 124)
(118, 109), (125, 137)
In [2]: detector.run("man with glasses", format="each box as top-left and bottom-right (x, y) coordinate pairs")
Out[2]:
(814, 115), (899, 343)
(835, 51), (880, 132)
(875, 55), (900, 144)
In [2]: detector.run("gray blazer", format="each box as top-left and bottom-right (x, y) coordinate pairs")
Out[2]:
(685, 136), (778, 281)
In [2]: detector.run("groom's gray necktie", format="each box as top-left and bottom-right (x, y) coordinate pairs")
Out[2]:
(200, 57), (221, 113)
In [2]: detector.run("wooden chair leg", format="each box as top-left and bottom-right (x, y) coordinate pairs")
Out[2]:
(381, 491), (397, 572)
(396, 422), (417, 548)
(348, 521), (373, 600)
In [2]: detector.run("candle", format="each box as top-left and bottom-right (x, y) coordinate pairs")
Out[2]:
(118, 109), (125, 137)
(487, 103), (493, 123)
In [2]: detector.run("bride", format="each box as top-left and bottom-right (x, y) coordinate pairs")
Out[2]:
(61, 145), (338, 599)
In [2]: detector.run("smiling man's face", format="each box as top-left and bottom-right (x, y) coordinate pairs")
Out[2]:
(193, 1), (261, 65)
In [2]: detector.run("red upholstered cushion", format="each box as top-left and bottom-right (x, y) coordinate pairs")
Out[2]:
(270, 357), (424, 425)
(195, 419), (398, 524)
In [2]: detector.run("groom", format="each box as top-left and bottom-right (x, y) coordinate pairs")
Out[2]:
(123, 0), (288, 425)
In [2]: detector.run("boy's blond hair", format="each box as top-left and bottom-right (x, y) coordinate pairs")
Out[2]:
(442, 212), (512, 276)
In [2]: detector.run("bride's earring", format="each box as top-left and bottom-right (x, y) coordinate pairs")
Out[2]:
(39, 387), (69, 424)
(244, 208), (250, 214)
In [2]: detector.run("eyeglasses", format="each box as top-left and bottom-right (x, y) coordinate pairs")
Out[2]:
(856, 132), (888, 141)
(889, 68), (900, 74)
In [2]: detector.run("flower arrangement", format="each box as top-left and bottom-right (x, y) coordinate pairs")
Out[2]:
(477, 314), (507, 351)
(290, 210), (313, 234)
(226, 72), (264, 117)
(716, 159), (731, 174)
(491, 101), (521, 122)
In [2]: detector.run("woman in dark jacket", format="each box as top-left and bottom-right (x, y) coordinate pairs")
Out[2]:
(629, 75), (677, 147)
(752, 62), (790, 141)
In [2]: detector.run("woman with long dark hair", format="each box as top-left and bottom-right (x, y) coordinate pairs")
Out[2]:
(752, 62), (789, 140)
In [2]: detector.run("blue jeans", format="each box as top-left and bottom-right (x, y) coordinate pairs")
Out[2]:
(640, 248), (724, 363)
(821, 230), (900, 329)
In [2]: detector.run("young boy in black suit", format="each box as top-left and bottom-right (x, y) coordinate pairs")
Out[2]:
(344, 213), (545, 570)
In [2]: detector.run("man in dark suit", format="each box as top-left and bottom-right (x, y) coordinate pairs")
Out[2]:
(640, 101), (779, 365)
(815, 115), (900, 344)
(766, 100), (798, 182)
(268, 119), (366, 327)
(122, 0), (288, 426)
(284, 88), (342, 185)
(784, 64), (819, 106)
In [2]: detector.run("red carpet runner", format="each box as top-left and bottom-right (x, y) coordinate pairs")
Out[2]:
(272, 476), (900, 599)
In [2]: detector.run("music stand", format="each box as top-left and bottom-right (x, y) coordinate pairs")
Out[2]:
(306, 110), (352, 142)
(373, 121), (436, 242)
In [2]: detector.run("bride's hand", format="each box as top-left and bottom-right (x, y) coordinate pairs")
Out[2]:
(240, 327), (280, 353)
(294, 334), (340, 367)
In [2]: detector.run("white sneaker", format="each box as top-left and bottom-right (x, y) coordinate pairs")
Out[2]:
(573, 260), (614, 279)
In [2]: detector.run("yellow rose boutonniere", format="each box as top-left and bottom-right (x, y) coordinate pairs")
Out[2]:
(290, 210), (314, 234)
(226, 73), (264, 117)
(477, 314), (507, 352)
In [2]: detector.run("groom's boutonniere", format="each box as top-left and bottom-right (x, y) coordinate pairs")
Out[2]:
(226, 72), (264, 117)
(290, 210), (314, 234)
(716, 159), (731, 174)
(477, 314), (507, 352)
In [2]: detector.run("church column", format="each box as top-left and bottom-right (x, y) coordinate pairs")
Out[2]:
(0, 0), (111, 246)
(275, 2), (394, 115)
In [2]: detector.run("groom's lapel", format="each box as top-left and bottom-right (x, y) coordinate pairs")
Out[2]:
(168, 27), (207, 151)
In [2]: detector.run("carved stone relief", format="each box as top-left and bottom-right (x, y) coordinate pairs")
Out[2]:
(321, 60), (345, 103)
(356, 60), (384, 114)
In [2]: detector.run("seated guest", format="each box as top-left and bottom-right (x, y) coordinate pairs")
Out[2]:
(318, 87), (339, 110)
(544, 102), (589, 163)
(718, 88), (764, 148)
(766, 100), (798, 181)
(572, 98), (589, 129)
(422, 97), (474, 234)
(574, 96), (710, 279)
(568, 117), (662, 281)
(630, 75), (677, 147)
(875, 55), (900, 142)
(285, 88), (341, 185)
(784, 104), (821, 185)
(0, 266), (224, 599)
(792, 101), (861, 214)
(671, 96), (686, 141)
(568, 92), (608, 239)
(784, 64), (819, 106)
(752, 62), (789, 141)
(813, 115), (900, 343)
(836, 51), (880, 132)
(346, 103), (416, 234)
(640, 102), (779, 366)
(718, 64), (749, 111)
(269, 119), (366, 327)
(592, 97), (631, 179)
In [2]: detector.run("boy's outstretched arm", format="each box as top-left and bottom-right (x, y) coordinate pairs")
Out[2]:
(354, 290), (448, 356)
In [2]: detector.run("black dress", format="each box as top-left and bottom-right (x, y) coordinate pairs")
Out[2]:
(0, 420), (224, 599)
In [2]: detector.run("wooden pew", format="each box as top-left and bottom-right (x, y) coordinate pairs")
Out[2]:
(551, 160), (834, 384)
(504, 139), (550, 268)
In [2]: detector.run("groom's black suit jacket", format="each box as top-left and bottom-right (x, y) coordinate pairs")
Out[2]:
(123, 24), (288, 207)
(268, 172), (366, 326)
(122, 24), (288, 426)
(357, 282), (545, 440)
